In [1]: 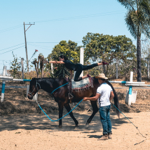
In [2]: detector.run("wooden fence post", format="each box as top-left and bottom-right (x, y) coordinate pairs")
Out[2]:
(1, 66), (7, 102)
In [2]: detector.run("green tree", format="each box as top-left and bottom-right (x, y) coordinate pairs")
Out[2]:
(48, 40), (80, 63)
(118, 0), (150, 81)
(82, 33), (136, 64)
(112, 35), (136, 63)
(47, 40), (81, 77)
(10, 52), (21, 78)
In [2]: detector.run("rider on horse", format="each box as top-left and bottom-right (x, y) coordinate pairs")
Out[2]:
(47, 54), (108, 81)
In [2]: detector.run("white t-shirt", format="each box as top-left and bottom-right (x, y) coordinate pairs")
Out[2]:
(97, 83), (113, 107)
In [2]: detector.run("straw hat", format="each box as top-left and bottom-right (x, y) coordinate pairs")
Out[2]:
(95, 73), (108, 80)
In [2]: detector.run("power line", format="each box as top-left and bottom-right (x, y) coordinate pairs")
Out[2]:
(0, 25), (22, 33)
(28, 43), (52, 50)
(28, 41), (83, 50)
(0, 10), (126, 35)
(0, 43), (24, 52)
(0, 10), (126, 37)
(35, 10), (126, 23)
(28, 41), (82, 43)
(0, 45), (24, 55)
(28, 42), (60, 44)
(0, 60), (12, 61)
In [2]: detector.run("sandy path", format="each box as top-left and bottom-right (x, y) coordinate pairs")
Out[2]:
(0, 111), (150, 150)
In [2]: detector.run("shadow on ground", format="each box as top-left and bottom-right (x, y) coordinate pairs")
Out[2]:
(0, 87), (148, 135)
(0, 111), (130, 134)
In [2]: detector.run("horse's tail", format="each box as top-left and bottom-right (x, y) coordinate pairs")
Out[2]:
(106, 80), (120, 117)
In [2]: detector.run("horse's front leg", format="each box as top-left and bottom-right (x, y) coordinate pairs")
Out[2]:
(86, 101), (98, 125)
(58, 101), (64, 128)
(64, 103), (78, 127)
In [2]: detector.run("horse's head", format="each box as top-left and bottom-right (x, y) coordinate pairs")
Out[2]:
(28, 78), (40, 99)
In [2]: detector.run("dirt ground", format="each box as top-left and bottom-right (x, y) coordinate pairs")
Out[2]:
(0, 81), (150, 150)
(0, 112), (150, 150)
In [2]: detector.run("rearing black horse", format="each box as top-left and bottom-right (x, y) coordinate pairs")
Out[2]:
(28, 77), (120, 127)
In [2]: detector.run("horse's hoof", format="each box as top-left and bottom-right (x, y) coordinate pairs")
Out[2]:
(76, 124), (78, 127)
(75, 123), (78, 127)
(85, 124), (89, 128)
(74, 125), (79, 129)
(75, 121), (78, 127)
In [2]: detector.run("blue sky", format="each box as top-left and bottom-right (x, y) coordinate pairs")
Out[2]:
(0, 0), (137, 72)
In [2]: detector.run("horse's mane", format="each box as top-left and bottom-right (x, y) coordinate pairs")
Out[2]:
(34, 77), (68, 85)
(35, 77), (67, 80)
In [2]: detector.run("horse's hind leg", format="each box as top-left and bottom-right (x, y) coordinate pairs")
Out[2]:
(58, 101), (64, 128)
(64, 103), (78, 127)
(86, 101), (98, 125)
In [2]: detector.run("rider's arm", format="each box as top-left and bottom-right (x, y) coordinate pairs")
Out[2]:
(49, 61), (65, 64)
(83, 93), (100, 101)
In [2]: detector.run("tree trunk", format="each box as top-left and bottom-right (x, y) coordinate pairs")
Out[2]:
(116, 58), (118, 79)
(21, 58), (24, 79)
(103, 65), (106, 75)
(137, 36), (142, 81)
(147, 58), (149, 79)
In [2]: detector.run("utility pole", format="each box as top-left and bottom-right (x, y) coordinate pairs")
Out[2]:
(23, 22), (35, 72)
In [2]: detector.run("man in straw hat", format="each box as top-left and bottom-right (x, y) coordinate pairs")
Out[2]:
(83, 73), (114, 140)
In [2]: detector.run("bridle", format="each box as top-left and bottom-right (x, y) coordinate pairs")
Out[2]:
(28, 81), (41, 97)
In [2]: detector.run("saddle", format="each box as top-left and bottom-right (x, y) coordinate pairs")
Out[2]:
(67, 76), (93, 100)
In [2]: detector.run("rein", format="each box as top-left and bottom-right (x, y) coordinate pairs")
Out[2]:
(112, 104), (146, 139)
(30, 80), (147, 141)
(29, 81), (84, 122)
(36, 98), (83, 122)
(51, 82), (68, 94)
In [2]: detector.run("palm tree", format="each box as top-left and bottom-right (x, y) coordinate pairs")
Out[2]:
(118, 0), (150, 81)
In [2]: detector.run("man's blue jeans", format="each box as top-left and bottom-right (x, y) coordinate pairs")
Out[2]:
(99, 105), (112, 135)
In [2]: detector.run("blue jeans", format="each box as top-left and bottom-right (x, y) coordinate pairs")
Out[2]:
(99, 105), (112, 135)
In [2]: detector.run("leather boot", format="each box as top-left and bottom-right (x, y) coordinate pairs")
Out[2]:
(98, 134), (108, 140)
(108, 133), (112, 139)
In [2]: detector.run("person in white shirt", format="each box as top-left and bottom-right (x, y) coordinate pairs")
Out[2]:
(83, 73), (114, 140)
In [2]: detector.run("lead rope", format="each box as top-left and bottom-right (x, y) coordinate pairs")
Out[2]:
(35, 82), (84, 122)
(35, 82), (147, 142)
(51, 82), (68, 94)
(112, 104), (146, 139)
(35, 99), (83, 122)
